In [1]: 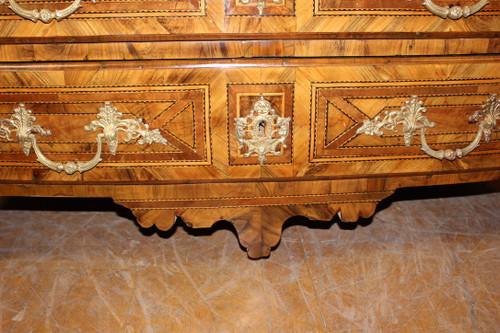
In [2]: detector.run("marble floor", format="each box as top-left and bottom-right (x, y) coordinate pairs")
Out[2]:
(0, 182), (499, 332)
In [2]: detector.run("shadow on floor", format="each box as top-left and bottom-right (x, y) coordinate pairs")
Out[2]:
(0, 181), (498, 247)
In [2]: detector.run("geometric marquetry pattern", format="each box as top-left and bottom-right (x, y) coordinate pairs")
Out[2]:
(0, 0), (205, 20)
(0, 86), (210, 166)
(311, 80), (500, 162)
(228, 83), (293, 165)
(313, 0), (500, 16)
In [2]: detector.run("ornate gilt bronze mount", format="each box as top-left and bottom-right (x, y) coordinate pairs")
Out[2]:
(0, 0), (95, 23)
(356, 94), (499, 161)
(422, 0), (489, 19)
(235, 96), (291, 165)
(0, 102), (168, 174)
(240, 0), (282, 15)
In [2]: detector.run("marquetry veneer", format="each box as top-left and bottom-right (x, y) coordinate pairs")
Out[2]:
(0, 0), (499, 257)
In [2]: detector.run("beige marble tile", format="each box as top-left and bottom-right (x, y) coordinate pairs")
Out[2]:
(4, 271), (132, 332)
(300, 238), (475, 332)
(298, 190), (499, 332)
(453, 237), (500, 332)
(122, 225), (324, 332)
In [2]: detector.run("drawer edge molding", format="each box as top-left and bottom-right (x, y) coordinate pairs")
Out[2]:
(0, 0), (96, 23)
(356, 94), (499, 161)
(0, 102), (168, 174)
(422, 0), (489, 19)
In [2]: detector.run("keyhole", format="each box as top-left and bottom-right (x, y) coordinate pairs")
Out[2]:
(258, 121), (266, 137)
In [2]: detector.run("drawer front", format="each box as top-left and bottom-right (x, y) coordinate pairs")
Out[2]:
(0, 67), (218, 182)
(305, 0), (500, 33)
(253, 58), (500, 179)
(0, 88), (210, 163)
(0, 57), (499, 183)
(313, 0), (500, 18)
(311, 83), (500, 162)
(0, 0), (499, 39)
(0, 0), (207, 21)
(296, 59), (500, 178)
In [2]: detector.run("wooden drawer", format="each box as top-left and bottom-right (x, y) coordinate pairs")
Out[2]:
(0, 0), (499, 40)
(225, 57), (500, 179)
(1, 56), (499, 184)
(1, 56), (499, 258)
(0, 66), (217, 183)
(1, 0), (499, 62)
(303, 69), (500, 178)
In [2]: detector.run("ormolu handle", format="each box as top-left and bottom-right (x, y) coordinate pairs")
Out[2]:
(356, 94), (499, 161)
(0, 0), (96, 23)
(422, 0), (489, 19)
(0, 102), (168, 174)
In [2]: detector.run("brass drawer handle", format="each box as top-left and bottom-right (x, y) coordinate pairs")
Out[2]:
(422, 0), (489, 19)
(235, 96), (291, 165)
(0, 0), (95, 23)
(356, 94), (499, 161)
(0, 102), (168, 174)
(240, 0), (282, 15)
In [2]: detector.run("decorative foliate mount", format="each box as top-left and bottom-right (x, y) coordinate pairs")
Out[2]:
(0, 102), (168, 174)
(235, 96), (291, 165)
(422, 0), (489, 19)
(356, 94), (499, 161)
(240, 0), (282, 15)
(0, 0), (95, 23)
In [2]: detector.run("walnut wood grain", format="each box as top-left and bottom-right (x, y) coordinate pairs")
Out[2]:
(0, 0), (499, 40)
(1, 32), (500, 44)
(0, 170), (498, 258)
(0, 0), (499, 258)
(2, 37), (499, 63)
(0, 57), (498, 184)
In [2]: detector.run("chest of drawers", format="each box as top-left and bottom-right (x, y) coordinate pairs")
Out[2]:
(1, 0), (499, 258)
